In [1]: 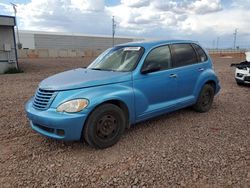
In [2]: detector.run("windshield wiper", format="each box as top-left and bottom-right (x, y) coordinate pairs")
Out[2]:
(89, 68), (115, 71)
(89, 68), (103, 70)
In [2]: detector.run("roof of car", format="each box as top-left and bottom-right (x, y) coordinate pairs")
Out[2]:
(116, 39), (198, 49)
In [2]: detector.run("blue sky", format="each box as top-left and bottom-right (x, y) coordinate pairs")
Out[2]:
(0, 0), (29, 4)
(1, 0), (250, 48)
(106, 0), (120, 6)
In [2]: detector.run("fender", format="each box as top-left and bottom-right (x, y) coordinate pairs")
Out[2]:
(193, 68), (220, 99)
(51, 81), (135, 123)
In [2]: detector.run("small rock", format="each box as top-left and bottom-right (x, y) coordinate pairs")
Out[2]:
(91, 177), (96, 182)
(180, 181), (186, 187)
(227, 180), (232, 185)
(240, 147), (245, 152)
(140, 181), (145, 186)
(133, 178), (139, 185)
(247, 172), (250, 179)
(193, 173), (199, 180)
(187, 149), (193, 153)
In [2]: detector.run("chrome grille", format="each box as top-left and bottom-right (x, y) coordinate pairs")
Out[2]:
(33, 88), (57, 110)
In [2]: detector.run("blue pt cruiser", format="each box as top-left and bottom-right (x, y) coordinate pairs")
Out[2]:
(25, 40), (220, 148)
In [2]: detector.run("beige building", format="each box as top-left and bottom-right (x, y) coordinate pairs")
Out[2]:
(17, 30), (144, 58)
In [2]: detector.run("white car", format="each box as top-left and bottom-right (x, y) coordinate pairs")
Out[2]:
(231, 52), (250, 85)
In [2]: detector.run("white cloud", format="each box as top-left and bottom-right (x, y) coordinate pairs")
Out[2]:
(0, 3), (14, 15)
(1, 0), (111, 33)
(151, 0), (222, 14)
(179, 8), (250, 35)
(189, 0), (222, 14)
(0, 0), (250, 48)
(71, 0), (104, 11)
(121, 0), (150, 8)
(107, 0), (224, 35)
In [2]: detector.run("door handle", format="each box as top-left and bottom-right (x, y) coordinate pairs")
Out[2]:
(169, 74), (178, 78)
(198, 68), (204, 72)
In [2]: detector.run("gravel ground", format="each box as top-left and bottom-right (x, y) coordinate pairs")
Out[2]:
(0, 56), (249, 187)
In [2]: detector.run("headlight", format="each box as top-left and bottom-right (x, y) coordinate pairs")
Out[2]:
(57, 99), (89, 113)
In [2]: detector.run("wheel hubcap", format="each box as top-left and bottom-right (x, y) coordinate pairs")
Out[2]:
(96, 115), (118, 139)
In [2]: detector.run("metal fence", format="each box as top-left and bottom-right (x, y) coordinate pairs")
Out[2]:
(207, 49), (249, 54)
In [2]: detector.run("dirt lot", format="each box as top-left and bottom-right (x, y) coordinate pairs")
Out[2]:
(0, 56), (249, 187)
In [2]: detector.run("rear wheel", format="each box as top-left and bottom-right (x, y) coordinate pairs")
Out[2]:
(193, 84), (215, 113)
(84, 104), (126, 149)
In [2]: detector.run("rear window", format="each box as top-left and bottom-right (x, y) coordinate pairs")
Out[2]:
(171, 44), (198, 68)
(192, 43), (208, 62)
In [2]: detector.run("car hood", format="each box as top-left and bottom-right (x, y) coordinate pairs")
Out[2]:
(39, 68), (132, 91)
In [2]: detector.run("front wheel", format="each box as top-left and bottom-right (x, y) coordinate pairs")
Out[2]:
(236, 80), (244, 86)
(193, 84), (215, 113)
(83, 104), (126, 149)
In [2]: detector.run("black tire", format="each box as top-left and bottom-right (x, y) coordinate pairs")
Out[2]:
(193, 84), (215, 113)
(236, 81), (244, 86)
(83, 104), (126, 149)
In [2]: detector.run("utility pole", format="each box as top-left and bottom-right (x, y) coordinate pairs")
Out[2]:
(112, 16), (116, 47)
(11, 3), (22, 49)
(212, 40), (215, 49)
(216, 37), (220, 50)
(233, 28), (237, 49)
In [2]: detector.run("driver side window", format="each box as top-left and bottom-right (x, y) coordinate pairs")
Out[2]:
(143, 45), (171, 72)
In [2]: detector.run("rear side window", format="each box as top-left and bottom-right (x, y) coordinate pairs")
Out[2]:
(192, 43), (208, 62)
(143, 45), (171, 71)
(171, 44), (198, 68)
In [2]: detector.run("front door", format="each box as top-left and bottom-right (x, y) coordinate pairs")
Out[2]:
(133, 45), (179, 122)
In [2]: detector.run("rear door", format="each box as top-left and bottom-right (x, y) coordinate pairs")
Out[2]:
(170, 43), (208, 104)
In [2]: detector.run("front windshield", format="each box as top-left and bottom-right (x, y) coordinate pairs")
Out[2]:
(88, 46), (144, 72)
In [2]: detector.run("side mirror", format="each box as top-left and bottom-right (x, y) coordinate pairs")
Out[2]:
(141, 63), (161, 74)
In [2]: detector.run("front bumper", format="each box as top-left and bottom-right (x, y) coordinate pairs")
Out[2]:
(235, 68), (250, 84)
(25, 98), (87, 141)
(235, 77), (250, 84)
(235, 75), (250, 84)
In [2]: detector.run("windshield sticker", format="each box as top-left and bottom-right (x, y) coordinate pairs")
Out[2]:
(123, 47), (141, 51)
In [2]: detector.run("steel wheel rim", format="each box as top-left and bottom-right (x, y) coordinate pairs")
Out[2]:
(96, 114), (118, 140)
